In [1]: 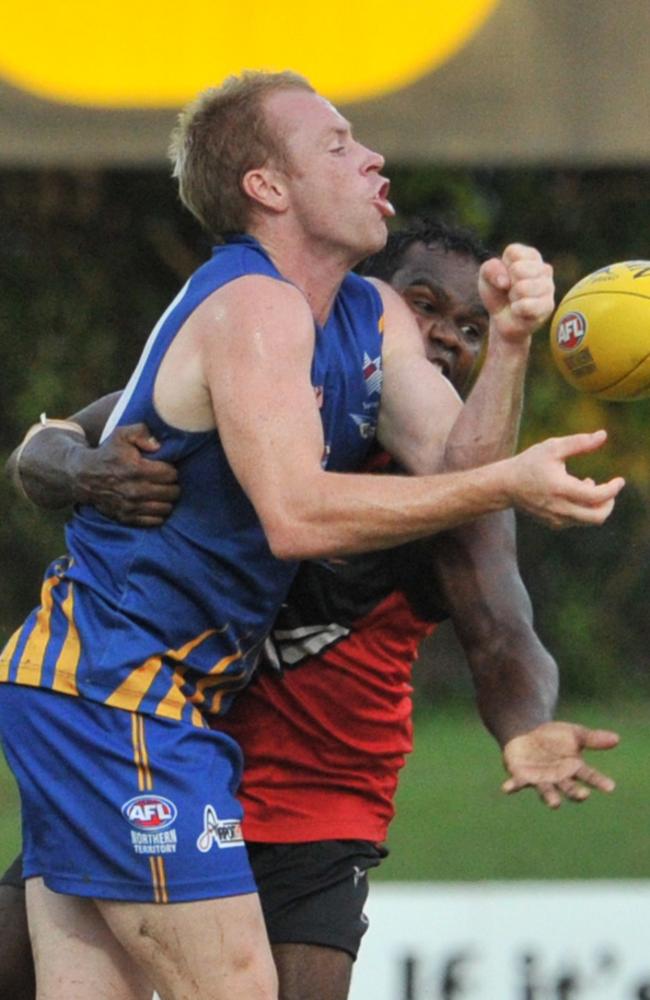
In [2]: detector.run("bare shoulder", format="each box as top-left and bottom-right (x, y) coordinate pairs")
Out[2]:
(155, 275), (316, 433)
(193, 274), (313, 336)
(364, 275), (409, 315)
(364, 276), (424, 358)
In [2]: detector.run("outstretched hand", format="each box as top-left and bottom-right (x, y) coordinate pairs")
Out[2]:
(75, 424), (180, 526)
(502, 721), (620, 809)
(509, 429), (625, 529)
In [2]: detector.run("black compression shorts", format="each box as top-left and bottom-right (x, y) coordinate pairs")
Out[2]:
(0, 856), (23, 890)
(247, 840), (388, 960)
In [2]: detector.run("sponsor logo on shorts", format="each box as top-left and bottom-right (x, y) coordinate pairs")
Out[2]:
(121, 794), (179, 856)
(556, 311), (587, 351)
(129, 828), (178, 855)
(122, 794), (178, 831)
(196, 804), (244, 852)
(353, 865), (367, 887)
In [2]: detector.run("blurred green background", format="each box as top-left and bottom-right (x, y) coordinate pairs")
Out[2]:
(1, 166), (649, 880)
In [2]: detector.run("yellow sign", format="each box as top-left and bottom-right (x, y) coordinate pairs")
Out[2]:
(1, 0), (499, 107)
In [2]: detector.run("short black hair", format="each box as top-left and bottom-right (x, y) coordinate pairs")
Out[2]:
(358, 217), (492, 281)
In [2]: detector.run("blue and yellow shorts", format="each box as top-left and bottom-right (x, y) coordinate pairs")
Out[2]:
(0, 684), (256, 904)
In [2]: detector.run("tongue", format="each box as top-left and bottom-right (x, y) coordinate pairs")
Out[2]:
(376, 197), (396, 218)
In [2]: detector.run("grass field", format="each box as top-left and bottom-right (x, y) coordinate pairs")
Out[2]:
(378, 700), (650, 881)
(0, 700), (647, 881)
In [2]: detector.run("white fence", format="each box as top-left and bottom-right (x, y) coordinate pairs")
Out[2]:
(349, 882), (650, 1000)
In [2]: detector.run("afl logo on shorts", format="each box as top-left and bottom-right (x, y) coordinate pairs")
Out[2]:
(121, 794), (178, 831)
(556, 311), (587, 351)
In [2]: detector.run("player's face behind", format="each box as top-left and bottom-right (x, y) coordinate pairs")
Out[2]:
(390, 242), (488, 395)
(263, 89), (394, 265)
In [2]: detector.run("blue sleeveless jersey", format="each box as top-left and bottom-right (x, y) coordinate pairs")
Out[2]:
(1, 236), (384, 726)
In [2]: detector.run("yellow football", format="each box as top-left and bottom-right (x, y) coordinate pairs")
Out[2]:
(550, 260), (650, 400)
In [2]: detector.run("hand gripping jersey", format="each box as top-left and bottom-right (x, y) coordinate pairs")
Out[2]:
(0, 237), (384, 727)
(219, 451), (449, 843)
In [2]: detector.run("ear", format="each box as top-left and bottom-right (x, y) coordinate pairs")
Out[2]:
(241, 165), (289, 215)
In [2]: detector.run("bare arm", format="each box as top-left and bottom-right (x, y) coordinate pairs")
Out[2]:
(430, 513), (619, 807)
(6, 393), (180, 525)
(375, 244), (554, 475)
(431, 511), (558, 745)
(8, 270), (624, 545)
(198, 276), (623, 560)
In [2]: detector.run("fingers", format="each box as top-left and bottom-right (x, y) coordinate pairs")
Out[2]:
(573, 763), (616, 794)
(502, 774), (607, 809)
(109, 427), (179, 485)
(556, 778), (590, 803)
(116, 423), (160, 452)
(578, 727), (620, 751)
(553, 429), (609, 459)
(479, 248), (555, 341)
(565, 475), (624, 506)
(102, 474), (181, 502)
(480, 257), (510, 292)
(501, 777), (523, 795)
(95, 496), (177, 527)
(549, 479), (623, 528)
(538, 493), (617, 531)
(501, 243), (542, 267)
(537, 783), (564, 809)
(523, 432), (626, 527)
(132, 458), (180, 485)
(507, 265), (555, 321)
(502, 777), (565, 809)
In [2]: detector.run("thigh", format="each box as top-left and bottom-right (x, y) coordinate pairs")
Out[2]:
(0, 878), (34, 1000)
(98, 889), (278, 1000)
(26, 877), (151, 1000)
(272, 943), (353, 1000)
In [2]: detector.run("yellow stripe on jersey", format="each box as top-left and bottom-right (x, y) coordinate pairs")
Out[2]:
(378, 313), (385, 334)
(155, 669), (190, 722)
(15, 575), (61, 686)
(190, 649), (244, 712)
(152, 629), (219, 722)
(108, 629), (218, 716)
(105, 655), (165, 713)
(0, 627), (21, 682)
(51, 582), (81, 696)
(149, 855), (168, 904)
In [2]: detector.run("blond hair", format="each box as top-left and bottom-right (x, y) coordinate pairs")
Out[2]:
(169, 70), (314, 240)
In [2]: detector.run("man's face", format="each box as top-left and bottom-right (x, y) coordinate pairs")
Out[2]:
(263, 89), (393, 263)
(389, 242), (488, 395)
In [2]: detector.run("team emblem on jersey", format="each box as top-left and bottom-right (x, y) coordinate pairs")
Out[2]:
(350, 413), (376, 440)
(196, 804), (244, 851)
(121, 794), (178, 831)
(362, 352), (383, 397)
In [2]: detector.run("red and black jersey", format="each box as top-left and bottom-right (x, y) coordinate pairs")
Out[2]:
(218, 453), (448, 843)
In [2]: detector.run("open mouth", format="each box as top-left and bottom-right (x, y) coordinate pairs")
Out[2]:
(372, 179), (395, 218)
